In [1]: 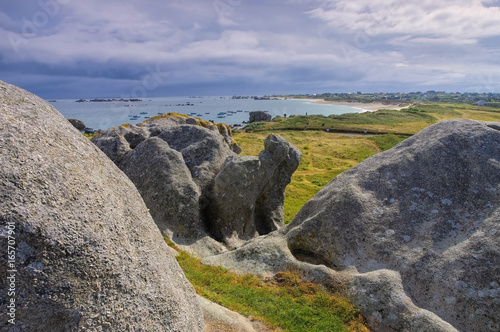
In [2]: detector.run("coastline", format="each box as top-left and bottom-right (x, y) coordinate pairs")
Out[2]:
(286, 98), (411, 112)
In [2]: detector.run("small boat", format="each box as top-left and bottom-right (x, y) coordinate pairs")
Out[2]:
(205, 112), (210, 114)
(217, 115), (226, 118)
(217, 112), (226, 115)
(197, 114), (203, 116)
(237, 110), (243, 112)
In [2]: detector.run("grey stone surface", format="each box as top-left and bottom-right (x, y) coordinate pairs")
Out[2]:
(120, 136), (226, 257)
(92, 115), (241, 167)
(92, 115), (246, 256)
(285, 119), (500, 331)
(202, 232), (456, 331)
(157, 124), (235, 195)
(202, 231), (353, 295)
(67, 118), (86, 131)
(198, 295), (271, 332)
(249, 111), (272, 123)
(0, 80), (204, 331)
(208, 134), (301, 248)
(93, 116), (299, 256)
(352, 270), (458, 332)
(120, 137), (201, 239)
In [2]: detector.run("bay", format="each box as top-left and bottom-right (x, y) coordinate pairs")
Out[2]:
(48, 96), (364, 130)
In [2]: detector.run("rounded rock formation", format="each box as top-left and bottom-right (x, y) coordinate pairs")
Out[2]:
(285, 119), (500, 332)
(0, 80), (204, 331)
(92, 115), (300, 256)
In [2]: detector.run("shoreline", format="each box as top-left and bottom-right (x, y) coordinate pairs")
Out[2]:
(286, 98), (411, 112)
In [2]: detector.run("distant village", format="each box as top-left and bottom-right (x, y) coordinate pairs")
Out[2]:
(281, 91), (500, 107)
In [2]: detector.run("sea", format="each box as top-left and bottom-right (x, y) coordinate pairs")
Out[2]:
(48, 96), (365, 131)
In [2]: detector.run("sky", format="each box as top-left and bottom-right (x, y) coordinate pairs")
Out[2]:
(1, 0), (500, 98)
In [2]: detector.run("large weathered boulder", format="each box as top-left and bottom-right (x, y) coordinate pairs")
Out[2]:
(91, 123), (150, 165)
(120, 136), (226, 257)
(0, 80), (204, 331)
(285, 119), (500, 331)
(208, 134), (301, 248)
(249, 111), (271, 123)
(120, 137), (201, 240)
(352, 270), (458, 331)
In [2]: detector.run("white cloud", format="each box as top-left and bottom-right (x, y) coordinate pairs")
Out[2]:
(308, 0), (500, 43)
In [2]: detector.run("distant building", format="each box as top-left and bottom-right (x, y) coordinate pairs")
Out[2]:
(476, 100), (487, 106)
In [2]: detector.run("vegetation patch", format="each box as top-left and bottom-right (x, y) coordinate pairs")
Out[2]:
(253, 102), (500, 135)
(367, 134), (408, 151)
(169, 241), (368, 332)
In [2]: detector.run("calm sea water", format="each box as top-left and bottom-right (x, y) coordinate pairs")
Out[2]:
(48, 96), (364, 130)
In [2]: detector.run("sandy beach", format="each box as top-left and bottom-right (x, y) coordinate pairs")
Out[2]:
(287, 98), (411, 112)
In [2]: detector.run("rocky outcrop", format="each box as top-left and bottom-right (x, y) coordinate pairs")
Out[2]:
(0, 81), (204, 331)
(67, 118), (86, 131)
(92, 115), (300, 256)
(209, 134), (301, 248)
(285, 120), (500, 331)
(92, 114), (241, 167)
(352, 270), (458, 331)
(249, 111), (271, 122)
(202, 233), (457, 332)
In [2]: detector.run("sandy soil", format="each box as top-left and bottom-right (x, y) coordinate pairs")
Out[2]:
(287, 98), (411, 112)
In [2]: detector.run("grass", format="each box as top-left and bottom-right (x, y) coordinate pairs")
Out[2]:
(167, 239), (369, 332)
(246, 102), (500, 135)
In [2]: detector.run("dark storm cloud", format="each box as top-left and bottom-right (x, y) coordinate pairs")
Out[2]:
(0, 0), (499, 97)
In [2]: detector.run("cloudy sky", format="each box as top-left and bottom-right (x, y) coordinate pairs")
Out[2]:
(1, 0), (500, 98)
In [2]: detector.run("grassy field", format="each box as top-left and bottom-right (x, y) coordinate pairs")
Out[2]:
(244, 102), (500, 135)
(235, 102), (500, 222)
(167, 239), (369, 332)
